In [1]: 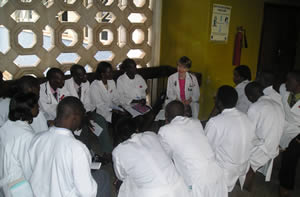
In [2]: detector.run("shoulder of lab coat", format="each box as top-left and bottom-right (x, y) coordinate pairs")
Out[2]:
(117, 73), (147, 106)
(0, 98), (10, 127)
(39, 82), (69, 120)
(165, 73), (179, 106)
(39, 82), (57, 120)
(90, 80), (118, 122)
(186, 73), (200, 102)
(263, 86), (283, 108)
(282, 92), (300, 125)
(31, 111), (48, 133)
(279, 83), (288, 97)
(29, 127), (97, 197)
(205, 107), (255, 159)
(235, 80), (251, 113)
(158, 116), (204, 152)
(0, 120), (34, 185)
(112, 142), (128, 181)
(65, 78), (93, 112)
(248, 96), (285, 153)
(117, 73), (132, 105)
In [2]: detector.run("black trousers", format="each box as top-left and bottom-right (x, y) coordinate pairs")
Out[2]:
(279, 134), (300, 190)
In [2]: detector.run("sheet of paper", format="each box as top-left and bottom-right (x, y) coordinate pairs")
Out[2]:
(111, 104), (125, 112)
(74, 129), (82, 136)
(91, 162), (102, 170)
(90, 120), (103, 136)
(123, 105), (141, 118)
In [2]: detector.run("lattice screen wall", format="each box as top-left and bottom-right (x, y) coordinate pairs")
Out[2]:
(0, 0), (153, 79)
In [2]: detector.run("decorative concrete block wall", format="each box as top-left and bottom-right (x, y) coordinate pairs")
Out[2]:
(0, 0), (153, 79)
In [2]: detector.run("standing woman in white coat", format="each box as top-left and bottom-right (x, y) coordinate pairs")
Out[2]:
(233, 65), (252, 113)
(165, 56), (200, 119)
(0, 93), (39, 197)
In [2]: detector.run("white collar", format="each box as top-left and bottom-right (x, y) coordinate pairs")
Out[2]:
(50, 126), (74, 138)
(222, 108), (236, 114)
(236, 80), (249, 88)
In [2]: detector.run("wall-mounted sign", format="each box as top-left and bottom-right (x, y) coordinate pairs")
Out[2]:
(210, 4), (231, 42)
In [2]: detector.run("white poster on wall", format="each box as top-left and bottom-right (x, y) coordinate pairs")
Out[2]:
(210, 4), (231, 42)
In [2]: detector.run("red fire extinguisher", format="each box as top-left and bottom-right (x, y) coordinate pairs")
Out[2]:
(233, 26), (248, 66)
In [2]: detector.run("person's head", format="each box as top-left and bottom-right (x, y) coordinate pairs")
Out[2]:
(46, 68), (65, 90)
(96, 61), (113, 81)
(245, 81), (264, 103)
(121, 58), (137, 79)
(233, 65), (252, 85)
(17, 76), (40, 98)
(215, 85), (238, 111)
(177, 56), (192, 75)
(70, 64), (87, 85)
(55, 96), (85, 132)
(115, 117), (137, 145)
(286, 71), (300, 93)
(258, 71), (275, 89)
(165, 100), (184, 123)
(8, 92), (39, 124)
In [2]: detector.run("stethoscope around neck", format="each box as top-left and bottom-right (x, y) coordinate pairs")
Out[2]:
(45, 83), (57, 104)
(174, 72), (195, 88)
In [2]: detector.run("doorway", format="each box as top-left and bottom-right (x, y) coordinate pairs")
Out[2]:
(257, 3), (300, 90)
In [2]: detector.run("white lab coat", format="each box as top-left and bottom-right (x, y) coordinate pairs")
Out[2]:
(248, 96), (285, 181)
(263, 86), (283, 109)
(280, 92), (300, 149)
(64, 78), (93, 112)
(158, 116), (228, 197)
(30, 112), (48, 133)
(0, 120), (34, 197)
(0, 98), (48, 133)
(0, 98), (10, 127)
(117, 73), (147, 106)
(39, 82), (69, 120)
(204, 108), (255, 192)
(90, 80), (120, 123)
(235, 80), (252, 113)
(113, 132), (190, 197)
(29, 127), (97, 197)
(166, 72), (200, 119)
(279, 83), (288, 97)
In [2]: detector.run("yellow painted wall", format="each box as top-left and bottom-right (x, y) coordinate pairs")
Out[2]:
(160, 0), (265, 119)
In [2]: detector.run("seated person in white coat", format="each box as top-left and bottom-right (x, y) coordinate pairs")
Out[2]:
(233, 65), (252, 113)
(243, 82), (284, 190)
(17, 76), (48, 133)
(91, 62), (129, 143)
(204, 85), (255, 192)
(112, 117), (190, 197)
(0, 93), (39, 197)
(29, 96), (111, 197)
(0, 76), (48, 133)
(158, 101), (228, 197)
(258, 71), (283, 109)
(117, 58), (154, 131)
(279, 71), (300, 197)
(65, 64), (113, 154)
(39, 68), (68, 121)
(156, 56), (200, 121)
